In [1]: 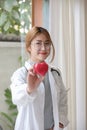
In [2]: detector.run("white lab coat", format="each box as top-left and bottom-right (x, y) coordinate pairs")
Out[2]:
(10, 61), (69, 130)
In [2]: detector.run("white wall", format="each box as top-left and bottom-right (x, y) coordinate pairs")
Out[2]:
(0, 42), (21, 130)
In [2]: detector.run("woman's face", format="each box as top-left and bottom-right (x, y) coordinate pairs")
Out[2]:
(28, 34), (51, 63)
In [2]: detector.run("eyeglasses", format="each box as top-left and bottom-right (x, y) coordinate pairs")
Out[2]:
(31, 41), (51, 50)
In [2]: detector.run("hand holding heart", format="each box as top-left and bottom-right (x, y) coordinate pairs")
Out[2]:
(27, 62), (48, 93)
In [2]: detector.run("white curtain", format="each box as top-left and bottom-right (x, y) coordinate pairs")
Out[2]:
(49, 0), (86, 130)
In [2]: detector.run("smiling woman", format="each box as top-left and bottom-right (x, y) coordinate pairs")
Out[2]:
(10, 26), (69, 130)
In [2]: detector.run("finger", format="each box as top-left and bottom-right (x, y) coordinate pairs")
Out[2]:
(38, 75), (45, 81)
(28, 68), (36, 76)
(29, 70), (35, 76)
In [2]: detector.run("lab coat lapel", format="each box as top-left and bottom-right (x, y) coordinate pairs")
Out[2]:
(48, 69), (59, 130)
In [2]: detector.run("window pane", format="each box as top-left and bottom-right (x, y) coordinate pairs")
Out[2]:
(0, 0), (32, 41)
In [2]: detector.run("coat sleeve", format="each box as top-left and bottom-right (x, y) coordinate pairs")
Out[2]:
(10, 68), (38, 106)
(51, 67), (69, 127)
(58, 74), (69, 127)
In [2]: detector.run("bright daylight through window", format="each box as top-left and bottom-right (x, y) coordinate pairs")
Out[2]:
(0, 0), (32, 41)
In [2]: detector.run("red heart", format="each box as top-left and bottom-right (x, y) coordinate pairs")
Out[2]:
(33, 62), (48, 76)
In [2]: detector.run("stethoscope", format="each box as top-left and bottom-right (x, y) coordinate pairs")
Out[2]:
(24, 65), (70, 92)
(24, 66), (60, 77)
(51, 68), (60, 76)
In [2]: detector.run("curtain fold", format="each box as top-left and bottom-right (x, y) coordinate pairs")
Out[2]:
(49, 0), (86, 130)
(73, 1), (86, 130)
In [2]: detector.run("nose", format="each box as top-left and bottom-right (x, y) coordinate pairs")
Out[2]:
(41, 44), (46, 50)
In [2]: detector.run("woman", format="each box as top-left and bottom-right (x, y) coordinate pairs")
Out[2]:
(10, 26), (69, 130)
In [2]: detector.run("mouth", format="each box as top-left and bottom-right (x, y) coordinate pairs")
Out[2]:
(39, 52), (47, 55)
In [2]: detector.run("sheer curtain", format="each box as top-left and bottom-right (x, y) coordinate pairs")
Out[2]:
(49, 0), (86, 130)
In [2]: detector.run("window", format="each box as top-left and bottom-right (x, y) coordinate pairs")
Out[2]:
(0, 0), (32, 41)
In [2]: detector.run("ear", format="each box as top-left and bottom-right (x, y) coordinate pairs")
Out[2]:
(27, 46), (31, 53)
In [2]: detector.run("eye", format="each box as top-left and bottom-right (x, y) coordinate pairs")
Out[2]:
(44, 42), (49, 45)
(44, 42), (51, 47)
(36, 42), (41, 45)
